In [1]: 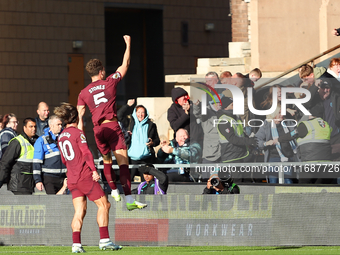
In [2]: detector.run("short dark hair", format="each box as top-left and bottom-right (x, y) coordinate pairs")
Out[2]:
(23, 117), (36, 127)
(85, 59), (104, 77)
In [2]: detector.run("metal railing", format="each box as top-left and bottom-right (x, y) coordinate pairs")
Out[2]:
(94, 160), (340, 184)
(256, 43), (340, 90)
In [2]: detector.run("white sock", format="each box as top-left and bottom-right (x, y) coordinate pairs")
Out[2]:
(125, 195), (134, 204)
(72, 243), (81, 247)
(111, 189), (119, 196)
(100, 238), (110, 243)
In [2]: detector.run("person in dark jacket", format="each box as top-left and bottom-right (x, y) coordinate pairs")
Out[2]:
(35, 102), (50, 137)
(216, 97), (257, 182)
(318, 58), (340, 91)
(33, 115), (67, 194)
(0, 113), (18, 159)
(203, 174), (240, 194)
(132, 164), (168, 195)
(167, 87), (203, 143)
(118, 102), (160, 180)
(304, 80), (340, 160)
(0, 118), (38, 195)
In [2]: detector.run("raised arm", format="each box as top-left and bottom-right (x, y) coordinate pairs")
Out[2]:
(116, 35), (131, 78)
(77, 105), (86, 131)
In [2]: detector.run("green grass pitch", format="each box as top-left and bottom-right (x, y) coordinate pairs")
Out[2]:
(1, 246), (340, 255)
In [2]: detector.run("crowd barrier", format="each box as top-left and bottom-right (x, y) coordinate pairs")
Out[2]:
(1, 185), (340, 246)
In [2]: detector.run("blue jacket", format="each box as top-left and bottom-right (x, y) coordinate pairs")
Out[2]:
(33, 127), (66, 183)
(128, 108), (152, 160)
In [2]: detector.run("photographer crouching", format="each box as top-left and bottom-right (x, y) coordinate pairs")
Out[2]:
(203, 174), (240, 194)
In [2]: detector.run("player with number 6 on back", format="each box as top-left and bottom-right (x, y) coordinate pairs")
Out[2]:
(77, 35), (147, 211)
(55, 103), (122, 253)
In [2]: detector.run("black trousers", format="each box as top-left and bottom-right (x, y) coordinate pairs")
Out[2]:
(42, 174), (65, 194)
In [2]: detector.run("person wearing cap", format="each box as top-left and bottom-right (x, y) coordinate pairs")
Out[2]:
(167, 87), (203, 143)
(131, 164), (168, 195)
(203, 173), (240, 194)
(216, 97), (257, 182)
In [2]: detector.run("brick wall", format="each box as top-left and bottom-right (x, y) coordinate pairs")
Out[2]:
(231, 0), (249, 42)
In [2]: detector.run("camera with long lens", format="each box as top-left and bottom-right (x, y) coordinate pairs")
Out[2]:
(210, 177), (220, 187)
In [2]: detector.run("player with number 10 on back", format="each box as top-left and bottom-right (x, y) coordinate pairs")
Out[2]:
(77, 35), (147, 211)
(55, 103), (122, 252)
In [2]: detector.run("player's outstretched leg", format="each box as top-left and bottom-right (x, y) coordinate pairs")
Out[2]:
(114, 150), (147, 211)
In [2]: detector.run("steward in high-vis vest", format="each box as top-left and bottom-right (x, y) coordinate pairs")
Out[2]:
(297, 118), (332, 162)
(0, 118), (38, 195)
(216, 97), (257, 163)
(278, 117), (332, 184)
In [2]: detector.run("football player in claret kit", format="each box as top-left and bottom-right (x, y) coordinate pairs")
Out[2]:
(55, 103), (122, 253)
(77, 35), (147, 211)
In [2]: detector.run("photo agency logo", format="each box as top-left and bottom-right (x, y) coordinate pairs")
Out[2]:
(195, 82), (312, 128)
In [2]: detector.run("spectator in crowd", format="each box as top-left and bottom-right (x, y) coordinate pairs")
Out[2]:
(35, 102), (50, 137)
(278, 113), (332, 184)
(220, 71), (232, 85)
(167, 87), (203, 143)
(126, 104), (160, 180)
(223, 73), (252, 135)
(305, 80), (340, 160)
(205, 71), (221, 89)
(203, 173), (240, 194)
(157, 128), (201, 182)
(0, 113), (18, 159)
(167, 87), (190, 137)
(131, 164), (168, 194)
(319, 58), (340, 90)
(77, 35), (146, 211)
(255, 107), (298, 184)
(205, 72), (224, 108)
(33, 115), (67, 194)
(55, 103), (122, 252)
(117, 99), (135, 132)
(245, 68), (262, 83)
(192, 99), (221, 180)
(0, 118), (38, 195)
(216, 97), (257, 182)
(260, 84), (296, 119)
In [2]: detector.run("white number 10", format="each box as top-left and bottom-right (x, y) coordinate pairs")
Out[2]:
(59, 140), (75, 161)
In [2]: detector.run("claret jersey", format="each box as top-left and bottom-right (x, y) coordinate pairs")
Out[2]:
(58, 126), (96, 184)
(77, 72), (122, 126)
